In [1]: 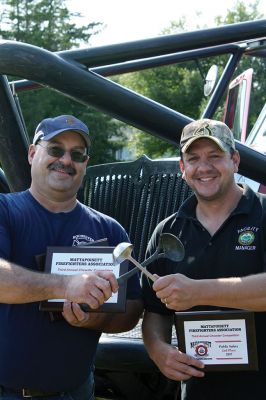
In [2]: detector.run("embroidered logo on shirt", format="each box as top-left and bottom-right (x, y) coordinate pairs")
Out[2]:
(235, 226), (258, 251)
(72, 235), (94, 246)
(238, 231), (255, 245)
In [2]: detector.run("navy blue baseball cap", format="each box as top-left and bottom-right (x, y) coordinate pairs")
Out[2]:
(33, 115), (90, 148)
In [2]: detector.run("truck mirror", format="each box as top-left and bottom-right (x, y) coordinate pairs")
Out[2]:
(204, 65), (218, 96)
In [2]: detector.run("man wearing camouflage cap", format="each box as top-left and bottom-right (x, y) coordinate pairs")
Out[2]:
(142, 119), (266, 400)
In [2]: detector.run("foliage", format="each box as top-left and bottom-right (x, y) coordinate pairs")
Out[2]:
(0, 0), (125, 165)
(118, 53), (230, 158)
(119, 60), (209, 157)
(0, 0), (265, 162)
(215, 0), (263, 25)
(18, 89), (123, 164)
(0, 0), (102, 50)
(117, 1), (266, 158)
(215, 0), (266, 133)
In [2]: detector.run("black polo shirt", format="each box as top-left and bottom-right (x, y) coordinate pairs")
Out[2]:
(142, 185), (266, 400)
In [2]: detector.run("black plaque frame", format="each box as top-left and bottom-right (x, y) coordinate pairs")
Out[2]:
(40, 246), (128, 313)
(175, 310), (258, 371)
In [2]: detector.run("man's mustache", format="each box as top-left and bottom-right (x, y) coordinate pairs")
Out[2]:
(48, 162), (76, 176)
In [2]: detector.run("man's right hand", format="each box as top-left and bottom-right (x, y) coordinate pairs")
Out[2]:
(64, 271), (118, 309)
(153, 273), (200, 311)
(151, 341), (205, 381)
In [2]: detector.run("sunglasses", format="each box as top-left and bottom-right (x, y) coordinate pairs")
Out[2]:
(37, 143), (88, 163)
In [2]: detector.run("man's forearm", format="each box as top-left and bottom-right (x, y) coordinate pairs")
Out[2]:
(142, 311), (173, 355)
(69, 299), (143, 332)
(155, 273), (266, 312)
(0, 258), (67, 303)
(101, 299), (143, 333)
(196, 274), (266, 311)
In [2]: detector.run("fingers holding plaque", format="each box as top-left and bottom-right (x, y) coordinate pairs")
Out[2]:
(39, 244), (128, 313)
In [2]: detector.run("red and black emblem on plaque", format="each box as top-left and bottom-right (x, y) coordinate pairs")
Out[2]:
(191, 341), (211, 357)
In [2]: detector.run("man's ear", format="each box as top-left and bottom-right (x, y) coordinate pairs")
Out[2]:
(232, 150), (240, 173)
(28, 144), (36, 165)
(179, 158), (186, 179)
(82, 156), (89, 176)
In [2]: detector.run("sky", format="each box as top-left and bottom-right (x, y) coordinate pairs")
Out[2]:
(66, 0), (266, 47)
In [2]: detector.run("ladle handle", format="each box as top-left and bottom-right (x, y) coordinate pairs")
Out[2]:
(128, 255), (156, 282)
(117, 266), (138, 284)
(142, 251), (158, 268)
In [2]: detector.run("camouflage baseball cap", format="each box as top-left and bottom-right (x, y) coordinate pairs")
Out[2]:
(180, 119), (236, 153)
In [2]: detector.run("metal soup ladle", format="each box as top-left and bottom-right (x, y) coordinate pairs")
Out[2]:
(115, 233), (185, 284)
(144, 233), (185, 265)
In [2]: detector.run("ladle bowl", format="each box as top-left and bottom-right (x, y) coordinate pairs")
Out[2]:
(116, 233), (185, 284)
(142, 233), (185, 267)
(113, 242), (156, 282)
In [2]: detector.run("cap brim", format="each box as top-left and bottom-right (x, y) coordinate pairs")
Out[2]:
(181, 135), (229, 153)
(34, 128), (91, 147)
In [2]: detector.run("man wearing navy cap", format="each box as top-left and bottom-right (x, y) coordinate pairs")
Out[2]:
(0, 115), (143, 399)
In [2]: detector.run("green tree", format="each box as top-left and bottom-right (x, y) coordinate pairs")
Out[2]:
(0, 0), (102, 50)
(214, 0), (266, 132)
(0, 0), (124, 164)
(118, 59), (207, 158)
(117, 1), (265, 158)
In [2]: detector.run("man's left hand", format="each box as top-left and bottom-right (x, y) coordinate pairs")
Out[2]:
(62, 301), (107, 328)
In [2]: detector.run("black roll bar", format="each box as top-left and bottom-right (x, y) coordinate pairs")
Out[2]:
(58, 19), (266, 68)
(0, 40), (192, 144)
(0, 20), (265, 191)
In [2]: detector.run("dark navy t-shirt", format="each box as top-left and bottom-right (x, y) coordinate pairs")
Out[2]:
(0, 190), (141, 391)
